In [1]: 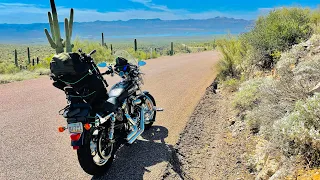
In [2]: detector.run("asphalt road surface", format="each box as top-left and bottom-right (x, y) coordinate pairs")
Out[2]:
(0, 51), (219, 180)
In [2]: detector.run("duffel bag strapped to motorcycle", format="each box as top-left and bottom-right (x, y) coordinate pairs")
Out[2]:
(50, 52), (90, 76)
(50, 52), (98, 88)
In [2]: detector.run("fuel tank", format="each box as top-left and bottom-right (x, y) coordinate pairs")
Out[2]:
(109, 81), (136, 103)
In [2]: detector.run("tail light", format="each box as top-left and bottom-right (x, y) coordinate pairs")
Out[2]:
(73, 146), (80, 150)
(70, 133), (81, 141)
(58, 126), (65, 132)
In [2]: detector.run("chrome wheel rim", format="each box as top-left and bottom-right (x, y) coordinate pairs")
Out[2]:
(90, 131), (113, 166)
(144, 96), (155, 124)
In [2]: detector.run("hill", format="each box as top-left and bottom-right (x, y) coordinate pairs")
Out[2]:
(0, 17), (253, 44)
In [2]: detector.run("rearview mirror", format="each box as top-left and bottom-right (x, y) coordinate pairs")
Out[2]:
(97, 62), (107, 67)
(138, 60), (146, 67)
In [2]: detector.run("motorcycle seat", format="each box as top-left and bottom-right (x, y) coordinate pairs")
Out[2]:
(103, 97), (118, 113)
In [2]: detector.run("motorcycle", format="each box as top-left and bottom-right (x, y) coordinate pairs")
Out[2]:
(56, 49), (163, 175)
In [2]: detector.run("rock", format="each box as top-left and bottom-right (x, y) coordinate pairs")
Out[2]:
(310, 82), (320, 94)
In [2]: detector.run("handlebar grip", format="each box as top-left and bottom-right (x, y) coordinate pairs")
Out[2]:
(89, 50), (96, 56)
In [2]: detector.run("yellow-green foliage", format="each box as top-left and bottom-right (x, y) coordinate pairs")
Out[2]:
(222, 78), (242, 92)
(0, 63), (20, 74)
(73, 38), (113, 63)
(311, 7), (320, 34)
(216, 36), (248, 80)
(0, 71), (39, 84)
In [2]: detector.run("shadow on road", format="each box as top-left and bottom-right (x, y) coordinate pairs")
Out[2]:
(92, 126), (180, 180)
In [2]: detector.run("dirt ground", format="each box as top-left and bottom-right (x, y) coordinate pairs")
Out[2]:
(162, 85), (255, 180)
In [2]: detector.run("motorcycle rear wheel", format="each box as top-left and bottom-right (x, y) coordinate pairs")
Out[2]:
(77, 128), (117, 175)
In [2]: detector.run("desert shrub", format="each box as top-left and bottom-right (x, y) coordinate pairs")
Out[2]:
(222, 78), (242, 92)
(243, 35), (320, 138)
(0, 63), (20, 74)
(233, 77), (268, 113)
(273, 93), (320, 167)
(311, 7), (320, 34)
(243, 7), (313, 69)
(0, 71), (39, 84)
(216, 36), (249, 80)
(73, 38), (113, 63)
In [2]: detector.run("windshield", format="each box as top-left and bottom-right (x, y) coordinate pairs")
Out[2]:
(113, 50), (138, 66)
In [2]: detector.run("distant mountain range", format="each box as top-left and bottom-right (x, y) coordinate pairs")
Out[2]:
(0, 17), (253, 44)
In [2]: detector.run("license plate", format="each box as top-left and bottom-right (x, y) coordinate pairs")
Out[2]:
(68, 122), (83, 133)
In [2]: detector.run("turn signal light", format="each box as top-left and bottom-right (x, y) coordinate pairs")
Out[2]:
(84, 123), (91, 130)
(70, 133), (81, 141)
(58, 127), (65, 132)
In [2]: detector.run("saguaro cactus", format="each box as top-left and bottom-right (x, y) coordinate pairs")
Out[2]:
(170, 42), (174, 56)
(110, 44), (113, 55)
(134, 39), (137, 51)
(27, 47), (31, 64)
(44, 0), (74, 54)
(14, 49), (18, 67)
(102, 33), (105, 46)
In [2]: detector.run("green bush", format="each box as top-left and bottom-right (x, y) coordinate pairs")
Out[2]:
(222, 78), (242, 92)
(311, 7), (320, 34)
(73, 38), (113, 63)
(243, 7), (313, 69)
(0, 63), (20, 74)
(216, 36), (249, 80)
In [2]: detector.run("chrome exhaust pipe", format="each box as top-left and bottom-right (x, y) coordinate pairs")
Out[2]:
(126, 114), (138, 141)
(127, 108), (145, 144)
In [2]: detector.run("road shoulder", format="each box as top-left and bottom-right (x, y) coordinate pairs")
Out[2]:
(162, 85), (254, 180)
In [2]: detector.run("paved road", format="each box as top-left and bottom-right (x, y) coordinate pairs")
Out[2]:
(0, 51), (219, 180)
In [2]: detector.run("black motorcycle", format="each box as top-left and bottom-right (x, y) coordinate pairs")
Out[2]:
(55, 49), (162, 175)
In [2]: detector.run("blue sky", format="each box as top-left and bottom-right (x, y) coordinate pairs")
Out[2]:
(0, 0), (318, 24)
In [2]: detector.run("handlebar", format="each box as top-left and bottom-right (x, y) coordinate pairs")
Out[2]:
(89, 50), (96, 56)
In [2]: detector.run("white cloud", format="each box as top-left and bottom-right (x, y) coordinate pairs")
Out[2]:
(130, 0), (171, 12)
(0, 2), (259, 24)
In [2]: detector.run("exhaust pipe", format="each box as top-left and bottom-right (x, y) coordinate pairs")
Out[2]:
(126, 114), (138, 140)
(127, 108), (145, 144)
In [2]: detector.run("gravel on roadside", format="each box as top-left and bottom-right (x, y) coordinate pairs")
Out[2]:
(162, 85), (254, 180)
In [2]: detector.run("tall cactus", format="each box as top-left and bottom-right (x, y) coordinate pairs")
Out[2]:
(27, 47), (31, 64)
(44, 0), (74, 54)
(102, 33), (105, 46)
(170, 42), (174, 56)
(134, 39), (137, 51)
(14, 49), (18, 67)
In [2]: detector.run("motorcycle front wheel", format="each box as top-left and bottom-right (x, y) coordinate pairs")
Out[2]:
(143, 93), (157, 130)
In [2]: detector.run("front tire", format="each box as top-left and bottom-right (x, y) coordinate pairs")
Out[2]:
(77, 129), (117, 175)
(143, 93), (157, 130)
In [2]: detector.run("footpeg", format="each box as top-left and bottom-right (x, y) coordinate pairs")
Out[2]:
(153, 107), (164, 112)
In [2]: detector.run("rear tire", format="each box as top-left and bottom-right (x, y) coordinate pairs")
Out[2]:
(77, 129), (117, 175)
(143, 93), (156, 130)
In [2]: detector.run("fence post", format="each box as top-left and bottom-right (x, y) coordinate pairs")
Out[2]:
(170, 42), (174, 56)
(110, 44), (113, 55)
(134, 39), (137, 52)
(32, 59), (35, 66)
(37, 57), (39, 64)
(14, 49), (18, 67)
(101, 33), (105, 46)
(27, 47), (31, 64)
